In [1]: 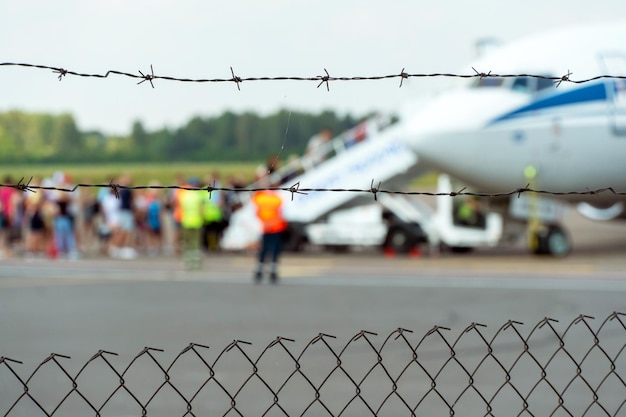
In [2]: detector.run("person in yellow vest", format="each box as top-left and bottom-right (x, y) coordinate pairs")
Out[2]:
(455, 196), (486, 228)
(179, 177), (204, 270)
(251, 181), (287, 283)
(202, 193), (223, 252)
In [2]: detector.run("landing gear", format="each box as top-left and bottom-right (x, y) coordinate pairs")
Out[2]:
(531, 224), (571, 256)
(385, 226), (414, 253)
(383, 224), (427, 254)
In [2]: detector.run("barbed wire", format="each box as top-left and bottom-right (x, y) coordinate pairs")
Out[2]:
(2, 62), (625, 89)
(1, 313), (625, 417)
(2, 177), (625, 201)
(2, 64), (625, 202)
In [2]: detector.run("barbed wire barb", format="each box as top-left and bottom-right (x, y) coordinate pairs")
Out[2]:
(370, 179), (381, 201)
(287, 181), (305, 201)
(52, 67), (68, 81)
(517, 184), (531, 198)
(555, 69), (573, 87)
(449, 186), (467, 197)
(137, 64), (155, 88)
(230, 66), (242, 91)
(14, 176), (35, 193)
(472, 66), (491, 79)
(317, 68), (330, 91)
(108, 179), (121, 199)
(205, 180), (216, 199)
(399, 67), (409, 87)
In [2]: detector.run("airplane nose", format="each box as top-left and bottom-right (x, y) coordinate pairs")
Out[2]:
(399, 89), (505, 176)
(400, 101), (461, 172)
(404, 128), (448, 169)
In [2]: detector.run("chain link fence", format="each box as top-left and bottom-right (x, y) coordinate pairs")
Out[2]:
(1, 312), (625, 416)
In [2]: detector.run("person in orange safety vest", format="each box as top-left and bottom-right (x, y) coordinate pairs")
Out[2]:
(251, 184), (287, 284)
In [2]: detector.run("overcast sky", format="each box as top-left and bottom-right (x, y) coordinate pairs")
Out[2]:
(2, 1), (626, 134)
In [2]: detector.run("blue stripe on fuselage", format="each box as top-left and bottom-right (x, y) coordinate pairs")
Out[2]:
(489, 82), (608, 125)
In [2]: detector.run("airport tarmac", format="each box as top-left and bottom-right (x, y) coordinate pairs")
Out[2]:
(1, 210), (625, 416)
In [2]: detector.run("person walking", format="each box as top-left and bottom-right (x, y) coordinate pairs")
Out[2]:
(251, 180), (287, 284)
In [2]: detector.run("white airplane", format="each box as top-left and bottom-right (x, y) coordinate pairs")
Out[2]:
(223, 21), (626, 257)
(400, 21), (626, 255)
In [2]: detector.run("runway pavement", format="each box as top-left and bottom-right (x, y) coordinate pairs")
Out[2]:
(1, 210), (625, 416)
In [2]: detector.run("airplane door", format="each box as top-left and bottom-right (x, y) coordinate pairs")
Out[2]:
(600, 55), (626, 135)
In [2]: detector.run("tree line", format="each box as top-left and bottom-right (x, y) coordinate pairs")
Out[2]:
(0, 109), (369, 164)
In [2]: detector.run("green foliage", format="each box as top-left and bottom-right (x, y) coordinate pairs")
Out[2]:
(0, 109), (364, 164)
(0, 162), (261, 189)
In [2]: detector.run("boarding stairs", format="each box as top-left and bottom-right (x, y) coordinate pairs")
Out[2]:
(220, 114), (433, 250)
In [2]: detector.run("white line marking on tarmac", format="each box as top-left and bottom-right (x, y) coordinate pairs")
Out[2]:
(2, 267), (626, 292)
(286, 275), (626, 292)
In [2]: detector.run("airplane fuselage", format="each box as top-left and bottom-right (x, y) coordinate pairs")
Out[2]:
(404, 82), (626, 205)
(401, 21), (626, 215)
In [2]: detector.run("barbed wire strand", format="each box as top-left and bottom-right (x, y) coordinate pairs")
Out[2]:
(2, 65), (625, 199)
(1, 179), (625, 201)
(2, 62), (626, 88)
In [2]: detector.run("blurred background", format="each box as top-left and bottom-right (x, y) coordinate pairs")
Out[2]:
(2, 1), (626, 416)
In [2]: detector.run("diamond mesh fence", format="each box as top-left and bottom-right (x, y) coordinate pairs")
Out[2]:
(1, 313), (625, 417)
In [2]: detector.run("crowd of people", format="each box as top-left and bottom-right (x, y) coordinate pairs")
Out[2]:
(0, 171), (248, 261)
(0, 126), (339, 263)
(0, 122), (373, 283)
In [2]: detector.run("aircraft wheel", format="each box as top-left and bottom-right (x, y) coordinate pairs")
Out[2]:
(533, 225), (571, 257)
(450, 246), (474, 254)
(384, 226), (415, 254)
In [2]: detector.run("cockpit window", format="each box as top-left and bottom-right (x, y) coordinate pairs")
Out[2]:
(471, 74), (556, 93)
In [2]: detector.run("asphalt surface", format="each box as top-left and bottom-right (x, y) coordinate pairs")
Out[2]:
(1, 209), (625, 416)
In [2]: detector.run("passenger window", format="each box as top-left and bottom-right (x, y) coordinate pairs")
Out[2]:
(536, 77), (554, 92)
(472, 77), (505, 88)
